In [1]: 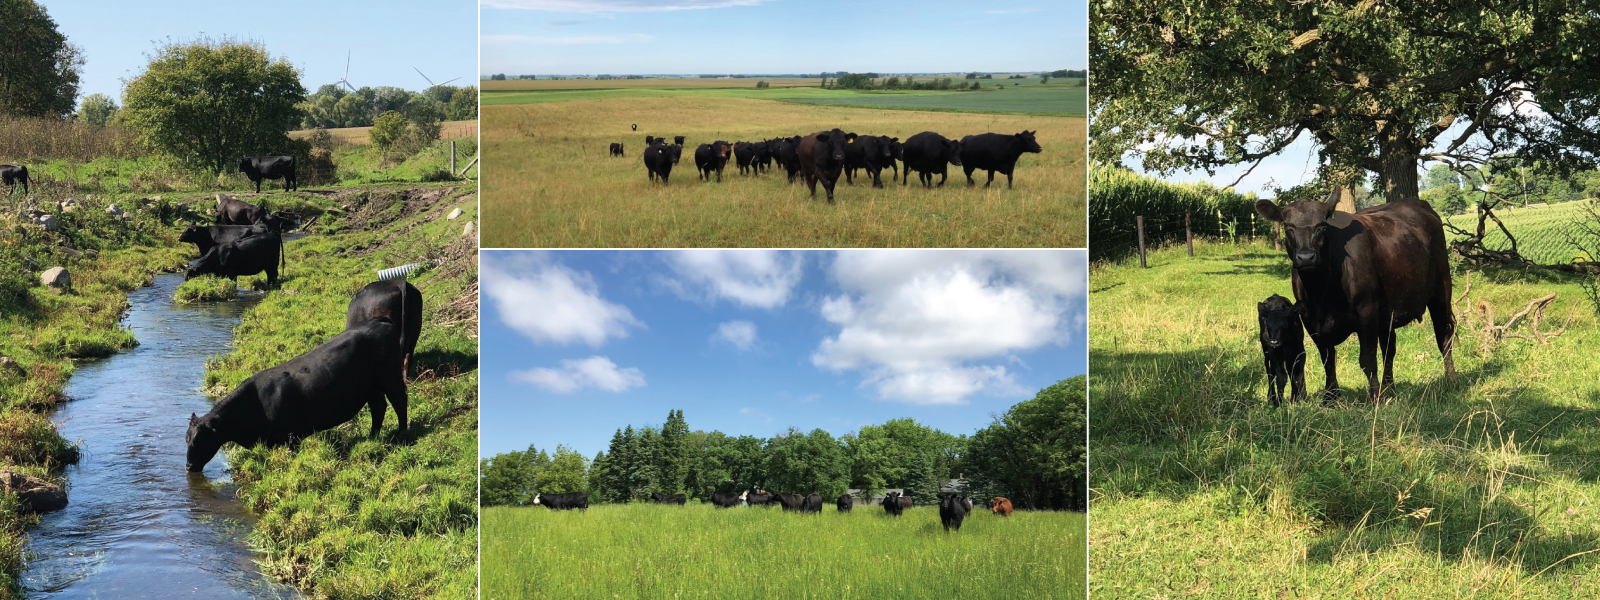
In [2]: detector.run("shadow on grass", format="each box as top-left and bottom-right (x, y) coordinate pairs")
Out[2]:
(412, 348), (478, 377)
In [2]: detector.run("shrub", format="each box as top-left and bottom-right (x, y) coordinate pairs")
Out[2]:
(369, 110), (407, 149)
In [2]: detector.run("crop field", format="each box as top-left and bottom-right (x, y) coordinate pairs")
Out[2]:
(480, 79), (1085, 116)
(1090, 239), (1600, 598)
(290, 120), (479, 146)
(482, 94), (1085, 248)
(1445, 200), (1593, 265)
(482, 503), (1085, 600)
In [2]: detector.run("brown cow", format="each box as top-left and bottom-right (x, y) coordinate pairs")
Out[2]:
(1255, 187), (1457, 402)
(797, 129), (849, 203)
(990, 497), (1013, 516)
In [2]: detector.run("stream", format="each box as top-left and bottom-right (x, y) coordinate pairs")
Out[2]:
(21, 273), (298, 599)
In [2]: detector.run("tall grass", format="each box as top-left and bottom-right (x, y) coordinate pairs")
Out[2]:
(1088, 166), (1264, 262)
(1090, 239), (1600, 598)
(483, 503), (1085, 600)
(0, 116), (145, 162)
(483, 95), (1085, 247)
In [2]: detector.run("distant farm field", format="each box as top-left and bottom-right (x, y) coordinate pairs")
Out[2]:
(290, 119), (478, 145)
(481, 79), (1085, 116)
(1445, 200), (1592, 265)
(482, 94), (1085, 248)
(481, 504), (1085, 600)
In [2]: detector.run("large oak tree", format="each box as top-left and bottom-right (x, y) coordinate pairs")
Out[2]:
(1091, 0), (1600, 200)
(0, 0), (82, 118)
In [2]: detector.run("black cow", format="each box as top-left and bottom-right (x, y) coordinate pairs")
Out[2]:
(185, 317), (406, 471)
(1, 165), (28, 196)
(753, 139), (775, 174)
(733, 141), (756, 175)
(216, 195), (288, 231)
(632, 123), (638, 131)
(844, 135), (897, 188)
(179, 224), (271, 256)
(609, 142), (625, 157)
(347, 280), (423, 379)
(902, 132), (963, 187)
(960, 131), (1042, 189)
(646, 135), (658, 146)
(776, 493), (805, 511)
(185, 233), (283, 287)
(938, 493), (973, 532)
(797, 129), (848, 203)
(1258, 293), (1308, 408)
(694, 141), (733, 182)
(801, 493), (823, 514)
(644, 143), (684, 185)
(651, 492), (688, 505)
(836, 494), (853, 512)
(533, 492), (589, 510)
(883, 491), (905, 516)
(674, 135), (686, 146)
(1255, 187), (1457, 402)
(775, 136), (803, 183)
(708, 491), (746, 508)
(887, 139), (905, 182)
(237, 156), (297, 193)
(747, 489), (776, 507)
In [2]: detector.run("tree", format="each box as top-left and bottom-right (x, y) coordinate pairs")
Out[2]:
(447, 86), (478, 121)
(76, 93), (118, 127)
(1091, 1), (1600, 202)
(535, 445), (590, 494)
(1040, 75), (1051, 85)
(369, 110), (408, 149)
(764, 428), (849, 498)
(0, 0), (82, 118)
(657, 409), (689, 494)
(966, 377), (1087, 511)
(479, 445), (548, 506)
(121, 37), (305, 175)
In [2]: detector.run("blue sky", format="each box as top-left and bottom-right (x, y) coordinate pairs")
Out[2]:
(479, 250), (1088, 458)
(480, 0), (1086, 76)
(39, 0), (478, 102)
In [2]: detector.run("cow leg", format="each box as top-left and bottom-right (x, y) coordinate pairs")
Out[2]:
(1265, 358), (1281, 408)
(806, 175), (817, 198)
(1428, 296), (1459, 383)
(985, 170), (995, 188)
(1005, 169), (1014, 189)
(1291, 350), (1308, 403)
(367, 393), (386, 437)
(267, 265), (278, 288)
(844, 168), (853, 185)
(1316, 341), (1340, 405)
(965, 166), (976, 186)
(1357, 331), (1381, 402)
(823, 179), (835, 204)
(386, 373), (410, 434)
(871, 166), (883, 188)
(1381, 325), (1399, 396)
(937, 170), (948, 187)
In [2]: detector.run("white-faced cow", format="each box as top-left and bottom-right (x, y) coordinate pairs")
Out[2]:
(237, 156), (297, 193)
(533, 492), (589, 510)
(1255, 187), (1457, 402)
(836, 494), (853, 512)
(186, 317), (406, 471)
(708, 491), (747, 508)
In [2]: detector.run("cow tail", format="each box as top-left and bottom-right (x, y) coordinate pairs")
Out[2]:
(397, 277), (409, 376)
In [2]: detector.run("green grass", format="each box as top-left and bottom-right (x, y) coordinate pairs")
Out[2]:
(331, 136), (479, 185)
(173, 275), (237, 303)
(483, 95), (1084, 248)
(482, 83), (1086, 116)
(200, 183), (479, 599)
(1091, 239), (1600, 598)
(482, 503), (1085, 600)
(1445, 200), (1592, 265)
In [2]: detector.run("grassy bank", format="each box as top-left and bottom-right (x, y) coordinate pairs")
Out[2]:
(482, 95), (1084, 248)
(1090, 239), (1600, 598)
(482, 503), (1085, 600)
(201, 184), (479, 599)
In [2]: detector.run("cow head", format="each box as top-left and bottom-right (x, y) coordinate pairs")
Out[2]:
(1257, 294), (1299, 349)
(185, 412), (223, 472)
(178, 225), (204, 245)
(1016, 130), (1042, 153)
(646, 135), (657, 145)
(889, 139), (904, 160)
(944, 139), (964, 166)
(235, 158), (251, 174)
(818, 129), (848, 163)
(674, 135), (686, 146)
(531, 494), (542, 505)
(668, 144), (683, 164)
(1255, 186), (1342, 270)
(185, 250), (220, 280)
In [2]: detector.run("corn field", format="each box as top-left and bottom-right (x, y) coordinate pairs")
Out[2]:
(1089, 166), (1266, 262)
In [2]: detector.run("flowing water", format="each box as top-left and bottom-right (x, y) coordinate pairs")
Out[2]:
(22, 273), (297, 599)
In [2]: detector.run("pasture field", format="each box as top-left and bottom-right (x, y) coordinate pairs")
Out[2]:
(481, 81), (1086, 116)
(482, 503), (1085, 600)
(1090, 240), (1600, 598)
(202, 184), (479, 599)
(482, 95), (1084, 247)
(1445, 200), (1592, 266)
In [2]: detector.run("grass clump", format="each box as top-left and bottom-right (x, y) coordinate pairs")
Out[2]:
(173, 275), (236, 303)
(483, 503), (1085, 600)
(203, 183), (479, 599)
(1090, 239), (1600, 598)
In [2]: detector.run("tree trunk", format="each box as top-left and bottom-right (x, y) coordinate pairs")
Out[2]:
(1378, 139), (1422, 202)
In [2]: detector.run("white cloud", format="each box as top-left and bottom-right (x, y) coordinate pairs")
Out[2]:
(712, 320), (759, 351)
(737, 407), (773, 423)
(664, 250), (803, 309)
(482, 253), (642, 346)
(482, 33), (654, 45)
(483, 0), (770, 12)
(812, 250), (1086, 405)
(510, 356), (645, 393)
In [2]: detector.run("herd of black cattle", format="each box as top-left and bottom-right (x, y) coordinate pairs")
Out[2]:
(178, 193), (423, 473)
(1253, 186), (1457, 406)
(531, 488), (1018, 533)
(614, 129), (1043, 203)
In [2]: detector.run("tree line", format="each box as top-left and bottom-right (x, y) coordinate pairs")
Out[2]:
(481, 378), (1086, 511)
(298, 83), (477, 130)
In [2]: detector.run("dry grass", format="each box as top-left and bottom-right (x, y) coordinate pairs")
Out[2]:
(0, 117), (145, 162)
(291, 120), (478, 146)
(482, 96), (1085, 248)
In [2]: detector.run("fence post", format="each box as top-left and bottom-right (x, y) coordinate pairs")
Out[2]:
(451, 141), (457, 175)
(1185, 211), (1194, 257)
(1136, 215), (1148, 269)
(1274, 222), (1281, 251)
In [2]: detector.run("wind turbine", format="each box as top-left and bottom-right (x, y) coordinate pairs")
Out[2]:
(336, 51), (357, 92)
(413, 67), (462, 89)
